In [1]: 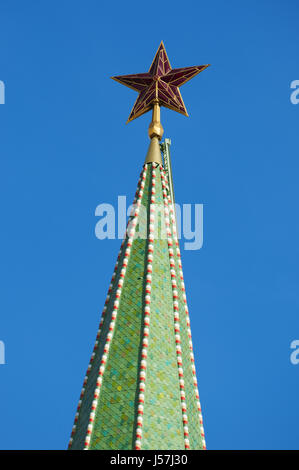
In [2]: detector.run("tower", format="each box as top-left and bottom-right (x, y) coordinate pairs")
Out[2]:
(68, 42), (209, 450)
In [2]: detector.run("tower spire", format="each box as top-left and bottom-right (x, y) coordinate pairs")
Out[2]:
(68, 41), (209, 451)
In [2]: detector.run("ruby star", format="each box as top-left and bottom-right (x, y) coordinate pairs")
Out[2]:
(111, 41), (210, 123)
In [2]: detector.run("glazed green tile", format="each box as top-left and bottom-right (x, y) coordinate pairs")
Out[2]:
(70, 164), (205, 450)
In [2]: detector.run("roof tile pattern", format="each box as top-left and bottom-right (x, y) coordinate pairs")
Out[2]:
(68, 162), (205, 450)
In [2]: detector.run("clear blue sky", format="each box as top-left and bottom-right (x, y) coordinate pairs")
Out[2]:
(0, 0), (298, 450)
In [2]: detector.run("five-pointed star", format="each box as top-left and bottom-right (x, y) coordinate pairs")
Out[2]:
(111, 41), (210, 123)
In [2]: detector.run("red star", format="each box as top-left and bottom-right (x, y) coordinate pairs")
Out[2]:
(111, 41), (210, 123)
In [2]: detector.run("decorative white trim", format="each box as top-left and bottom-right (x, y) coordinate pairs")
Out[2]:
(160, 166), (190, 450)
(135, 163), (156, 450)
(161, 167), (206, 450)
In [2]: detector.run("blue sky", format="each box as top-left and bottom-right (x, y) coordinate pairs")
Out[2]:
(0, 0), (298, 450)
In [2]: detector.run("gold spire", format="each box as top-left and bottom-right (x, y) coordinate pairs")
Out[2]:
(145, 100), (163, 164)
(111, 41), (210, 164)
(148, 99), (164, 140)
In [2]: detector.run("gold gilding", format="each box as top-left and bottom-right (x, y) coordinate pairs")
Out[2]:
(148, 99), (164, 140)
(145, 100), (163, 165)
(145, 135), (162, 165)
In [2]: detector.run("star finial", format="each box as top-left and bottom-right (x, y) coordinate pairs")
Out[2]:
(111, 41), (210, 123)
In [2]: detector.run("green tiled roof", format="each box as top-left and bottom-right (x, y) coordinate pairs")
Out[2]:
(69, 162), (205, 450)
